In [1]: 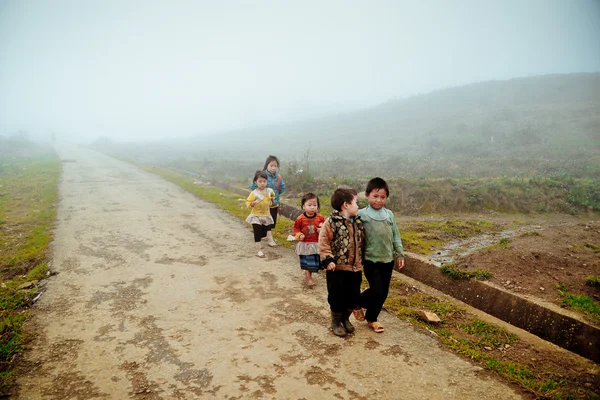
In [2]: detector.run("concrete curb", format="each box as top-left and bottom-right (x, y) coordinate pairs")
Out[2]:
(402, 254), (600, 363)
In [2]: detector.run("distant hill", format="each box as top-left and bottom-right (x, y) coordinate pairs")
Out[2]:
(100, 72), (600, 179)
(176, 72), (599, 159)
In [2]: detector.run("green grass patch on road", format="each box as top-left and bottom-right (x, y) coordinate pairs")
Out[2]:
(0, 150), (60, 394)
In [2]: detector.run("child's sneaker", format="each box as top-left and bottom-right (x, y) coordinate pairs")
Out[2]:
(256, 250), (265, 258)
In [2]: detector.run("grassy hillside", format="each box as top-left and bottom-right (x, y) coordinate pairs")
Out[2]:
(99, 72), (600, 176)
(91, 73), (600, 214)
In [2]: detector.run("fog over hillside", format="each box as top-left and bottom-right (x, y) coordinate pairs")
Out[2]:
(121, 73), (600, 162)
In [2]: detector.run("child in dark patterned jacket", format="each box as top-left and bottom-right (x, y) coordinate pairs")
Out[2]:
(318, 188), (364, 337)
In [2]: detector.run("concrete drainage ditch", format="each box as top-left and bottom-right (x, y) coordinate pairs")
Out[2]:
(403, 253), (599, 363)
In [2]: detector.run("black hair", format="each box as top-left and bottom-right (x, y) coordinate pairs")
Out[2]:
(330, 188), (357, 211)
(253, 170), (268, 183)
(301, 192), (320, 210)
(365, 177), (389, 196)
(263, 155), (280, 170)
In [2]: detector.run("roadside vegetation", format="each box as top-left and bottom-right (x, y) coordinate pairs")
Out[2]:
(94, 150), (600, 216)
(0, 137), (60, 394)
(440, 263), (491, 280)
(557, 284), (600, 325)
(302, 174), (600, 215)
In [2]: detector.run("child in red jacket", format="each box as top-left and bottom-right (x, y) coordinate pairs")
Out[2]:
(293, 193), (325, 286)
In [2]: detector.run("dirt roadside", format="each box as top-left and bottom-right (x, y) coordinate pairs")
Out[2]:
(13, 145), (525, 399)
(457, 218), (600, 313)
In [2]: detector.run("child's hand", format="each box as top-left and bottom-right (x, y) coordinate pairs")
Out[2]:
(326, 262), (336, 271)
(317, 222), (323, 232)
(250, 201), (257, 207)
(397, 258), (405, 270)
(298, 233), (305, 241)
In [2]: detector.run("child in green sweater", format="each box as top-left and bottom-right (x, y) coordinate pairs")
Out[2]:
(355, 177), (404, 333)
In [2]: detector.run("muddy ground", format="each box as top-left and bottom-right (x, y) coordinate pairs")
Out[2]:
(437, 216), (600, 324)
(13, 145), (526, 399)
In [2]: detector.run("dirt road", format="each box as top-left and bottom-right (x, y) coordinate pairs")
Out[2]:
(15, 145), (523, 399)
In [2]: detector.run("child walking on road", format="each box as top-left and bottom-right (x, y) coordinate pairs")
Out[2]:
(319, 188), (364, 337)
(246, 170), (275, 258)
(355, 177), (405, 333)
(250, 155), (286, 247)
(293, 193), (325, 286)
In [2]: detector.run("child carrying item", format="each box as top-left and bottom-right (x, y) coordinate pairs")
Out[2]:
(293, 193), (325, 286)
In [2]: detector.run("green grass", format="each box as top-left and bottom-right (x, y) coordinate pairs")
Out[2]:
(287, 174), (600, 215)
(557, 284), (600, 324)
(401, 218), (501, 254)
(400, 230), (445, 254)
(440, 263), (491, 280)
(521, 230), (541, 237)
(94, 136), (600, 216)
(480, 237), (512, 252)
(458, 318), (518, 348)
(0, 150), (60, 394)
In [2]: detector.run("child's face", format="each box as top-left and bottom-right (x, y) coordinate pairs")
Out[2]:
(366, 188), (388, 210)
(302, 198), (319, 215)
(266, 161), (278, 174)
(256, 177), (267, 190)
(344, 195), (359, 217)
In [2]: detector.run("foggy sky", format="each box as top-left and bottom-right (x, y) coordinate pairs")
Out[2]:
(1, 0), (599, 143)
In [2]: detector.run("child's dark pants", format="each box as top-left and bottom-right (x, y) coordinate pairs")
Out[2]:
(252, 224), (268, 242)
(266, 206), (278, 231)
(360, 260), (394, 322)
(326, 270), (362, 313)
